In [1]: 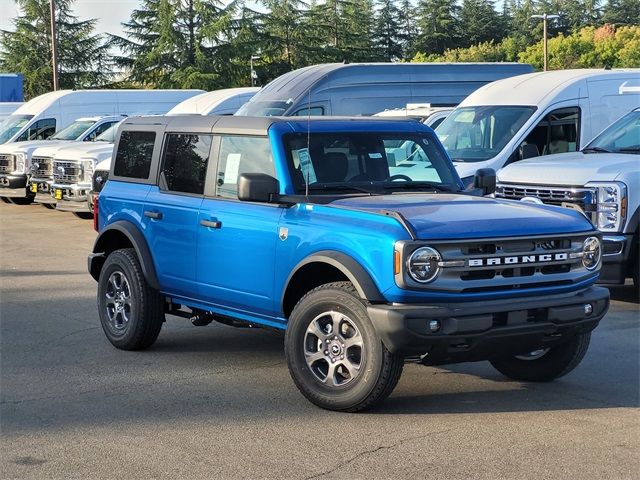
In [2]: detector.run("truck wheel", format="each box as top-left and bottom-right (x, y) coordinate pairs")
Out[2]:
(285, 282), (403, 412)
(97, 248), (164, 350)
(490, 332), (591, 382)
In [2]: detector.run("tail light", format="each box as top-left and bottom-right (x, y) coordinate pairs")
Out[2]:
(93, 196), (99, 232)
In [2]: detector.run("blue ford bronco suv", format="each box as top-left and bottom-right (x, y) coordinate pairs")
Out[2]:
(89, 115), (609, 412)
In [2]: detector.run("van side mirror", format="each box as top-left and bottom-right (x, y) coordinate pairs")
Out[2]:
(473, 168), (496, 196)
(521, 144), (540, 159)
(238, 173), (279, 203)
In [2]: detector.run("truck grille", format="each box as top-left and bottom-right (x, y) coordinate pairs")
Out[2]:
(0, 154), (14, 174)
(53, 160), (82, 184)
(495, 183), (597, 222)
(399, 233), (596, 293)
(31, 156), (53, 178)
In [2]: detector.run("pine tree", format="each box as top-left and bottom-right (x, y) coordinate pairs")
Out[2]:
(342, 0), (378, 62)
(397, 0), (418, 58)
(602, 0), (640, 26)
(374, 0), (405, 61)
(415, 0), (460, 55)
(260, 0), (309, 75)
(458, 0), (503, 47)
(0, 0), (112, 99)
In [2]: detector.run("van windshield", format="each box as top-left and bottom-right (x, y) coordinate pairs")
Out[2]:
(236, 100), (292, 116)
(0, 114), (34, 144)
(436, 106), (536, 162)
(583, 109), (640, 154)
(50, 120), (96, 140)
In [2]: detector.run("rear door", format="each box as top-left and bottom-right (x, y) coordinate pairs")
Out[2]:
(142, 131), (212, 297)
(196, 134), (283, 318)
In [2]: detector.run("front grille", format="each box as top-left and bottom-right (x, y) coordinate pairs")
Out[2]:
(53, 160), (82, 184)
(0, 154), (14, 174)
(31, 156), (53, 178)
(92, 170), (109, 193)
(398, 233), (595, 293)
(495, 183), (597, 222)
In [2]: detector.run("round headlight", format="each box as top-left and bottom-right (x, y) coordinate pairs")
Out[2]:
(582, 236), (601, 271)
(407, 247), (442, 283)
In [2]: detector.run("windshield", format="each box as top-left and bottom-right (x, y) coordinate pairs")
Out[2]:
(94, 123), (119, 142)
(50, 120), (96, 140)
(436, 106), (536, 162)
(0, 114), (33, 144)
(584, 109), (640, 154)
(284, 131), (460, 195)
(236, 100), (292, 116)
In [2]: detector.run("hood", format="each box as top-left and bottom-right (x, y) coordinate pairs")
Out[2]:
(95, 158), (111, 171)
(497, 152), (638, 185)
(0, 140), (71, 156)
(328, 194), (593, 240)
(53, 142), (114, 161)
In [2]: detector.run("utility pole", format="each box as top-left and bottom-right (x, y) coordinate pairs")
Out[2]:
(50, 0), (59, 90)
(531, 13), (559, 72)
(250, 55), (260, 87)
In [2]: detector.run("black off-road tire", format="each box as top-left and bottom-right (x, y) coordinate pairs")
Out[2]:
(97, 248), (164, 350)
(285, 282), (404, 412)
(490, 332), (591, 382)
(74, 211), (94, 219)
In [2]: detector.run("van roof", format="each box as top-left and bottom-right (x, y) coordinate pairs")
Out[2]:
(459, 69), (640, 107)
(167, 87), (260, 115)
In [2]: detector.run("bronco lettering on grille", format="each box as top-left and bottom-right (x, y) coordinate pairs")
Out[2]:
(468, 252), (569, 267)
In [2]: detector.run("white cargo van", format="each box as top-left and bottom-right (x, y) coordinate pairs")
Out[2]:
(166, 87), (259, 115)
(435, 69), (640, 185)
(374, 104), (454, 128)
(0, 89), (203, 199)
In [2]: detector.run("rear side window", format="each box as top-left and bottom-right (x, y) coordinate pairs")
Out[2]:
(113, 131), (156, 179)
(216, 136), (274, 199)
(160, 133), (212, 195)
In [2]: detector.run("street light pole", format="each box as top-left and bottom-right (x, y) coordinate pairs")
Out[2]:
(250, 55), (260, 87)
(50, 0), (59, 90)
(531, 14), (560, 72)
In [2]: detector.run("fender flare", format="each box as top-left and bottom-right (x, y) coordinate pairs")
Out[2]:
(283, 250), (385, 307)
(89, 220), (160, 290)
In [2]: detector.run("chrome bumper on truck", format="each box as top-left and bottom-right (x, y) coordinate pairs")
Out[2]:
(0, 174), (30, 198)
(51, 182), (91, 213)
(368, 286), (609, 364)
(30, 178), (56, 204)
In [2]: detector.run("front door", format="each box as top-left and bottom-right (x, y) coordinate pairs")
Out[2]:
(197, 135), (282, 318)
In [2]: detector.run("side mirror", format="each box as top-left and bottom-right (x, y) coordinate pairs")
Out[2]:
(521, 143), (540, 159)
(237, 173), (279, 203)
(473, 168), (496, 196)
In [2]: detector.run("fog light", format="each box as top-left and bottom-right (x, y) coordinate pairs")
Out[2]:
(584, 304), (593, 316)
(428, 320), (441, 333)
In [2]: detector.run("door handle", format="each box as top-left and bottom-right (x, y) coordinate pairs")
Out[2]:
(144, 210), (163, 220)
(200, 219), (222, 229)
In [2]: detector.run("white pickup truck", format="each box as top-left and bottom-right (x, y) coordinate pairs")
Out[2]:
(496, 107), (640, 286)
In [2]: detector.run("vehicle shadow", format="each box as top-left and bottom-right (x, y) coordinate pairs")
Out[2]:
(608, 284), (639, 304)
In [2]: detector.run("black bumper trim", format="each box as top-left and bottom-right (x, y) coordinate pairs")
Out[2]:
(367, 287), (609, 363)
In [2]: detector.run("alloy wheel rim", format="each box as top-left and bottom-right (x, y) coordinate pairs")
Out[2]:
(303, 311), (364, 387)
(105, 270), (132, 335)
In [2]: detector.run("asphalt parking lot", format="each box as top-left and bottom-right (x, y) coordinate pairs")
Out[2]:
(0, 200), (638, 480)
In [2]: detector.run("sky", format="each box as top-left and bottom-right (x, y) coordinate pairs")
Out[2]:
(1, 1), (162, 38)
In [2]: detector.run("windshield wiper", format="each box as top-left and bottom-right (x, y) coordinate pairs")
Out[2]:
(582, 146), (611, 153)
(617, 147), (640, 153)
(307, 184), (379, 195)
(382, 181), (457, 193)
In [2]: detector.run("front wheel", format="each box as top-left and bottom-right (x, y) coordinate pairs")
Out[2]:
(490, 332), (591, 382)
(285, 282), (403, 412)
(97, 248), (164, 350)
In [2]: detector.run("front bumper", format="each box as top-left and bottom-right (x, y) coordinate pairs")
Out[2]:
(598, 234), (637, 285)
(51, 182), (91, 212)
(367, 286), (609, 363)
(30, 178), (56, 204)
(0, 174), (29, 198)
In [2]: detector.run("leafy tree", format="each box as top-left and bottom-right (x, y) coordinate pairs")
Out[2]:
(259, 0), (309, 74)
(0, 0), (112, 99)
(374, 0), (405, 61)
(602, 0), (640, 26)
(415, 0), (460, 55)
(458, 0), (504, 47)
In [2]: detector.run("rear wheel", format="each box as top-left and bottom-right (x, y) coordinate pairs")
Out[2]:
(74, 212), (93, 219)
(285, 282), (403, 412)
(97, 248), (164, 350)
(490, 332), (591, 382)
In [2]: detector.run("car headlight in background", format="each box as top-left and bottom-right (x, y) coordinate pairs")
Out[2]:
(13, 153), (26, 174)
(585, 181), (627, 232)
(581, 236), (602, 271)
(407, 247), (442, 283)
(81, 159), (95, 183)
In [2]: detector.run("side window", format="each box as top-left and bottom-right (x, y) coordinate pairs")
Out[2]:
(85, 121), (118, 141)
(519, 107), (580, 159)
(294, 107), (324, 116)
(16, 118), (56, 141)
(216, 136), (274, 199)
(113, 131), (156, 179)
(160, 133), (212, 195)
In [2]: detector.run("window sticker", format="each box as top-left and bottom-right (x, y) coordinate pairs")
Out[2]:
(297, 148), (317, 184)
(368, 152), (383, 159)
(224, 153), (241, 184)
